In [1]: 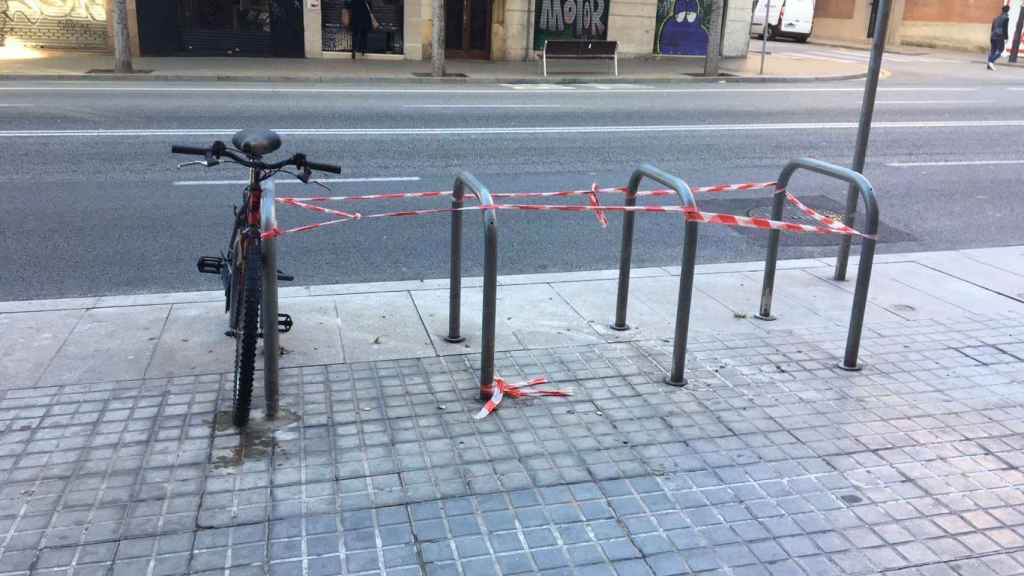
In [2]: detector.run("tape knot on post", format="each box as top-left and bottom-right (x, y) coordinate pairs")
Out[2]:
(474, 376), (572, 420)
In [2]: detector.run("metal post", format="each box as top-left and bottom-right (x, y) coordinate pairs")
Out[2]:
(759, 0), (771, 74)
(617, 164), (698, 386)
(260, 181), (279, 420)
(1010, 5), (1024, 63)
(447, 185), (465, 343)
(834, 0), (890, 281)
(756, 186), (784, 320)
(610, 186), (637, 331)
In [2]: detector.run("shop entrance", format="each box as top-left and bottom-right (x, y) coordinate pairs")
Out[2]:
(445, 0), (491, 59)
(136, 0), (304, 57)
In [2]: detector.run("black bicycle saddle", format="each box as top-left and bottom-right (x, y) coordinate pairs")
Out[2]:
(232, 129), (282, 157)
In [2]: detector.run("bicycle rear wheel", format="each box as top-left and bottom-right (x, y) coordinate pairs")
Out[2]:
(232, 234), (262, 427)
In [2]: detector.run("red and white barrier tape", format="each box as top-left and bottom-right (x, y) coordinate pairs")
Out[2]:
(264, 200), (877, 240)
(474, 376), (572, 419)
(283, 181), (778, 204)
(779, 189), (861, 236)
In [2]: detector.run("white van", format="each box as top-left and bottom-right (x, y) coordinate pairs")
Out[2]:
(751, 0), (815, 42)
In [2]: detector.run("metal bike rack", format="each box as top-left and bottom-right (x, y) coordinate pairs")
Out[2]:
(611, 164), (699, 386)
(445, 172), (500, 401)
(260, 181), (281, 419)
(756, 158), (879, 371)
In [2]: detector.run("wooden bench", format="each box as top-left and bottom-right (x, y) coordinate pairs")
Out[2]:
(543, 40), (618, 77)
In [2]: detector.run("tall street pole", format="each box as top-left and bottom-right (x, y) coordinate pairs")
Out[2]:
(759, 0), (771, 74)
(834, 0), (890, 281)
(704, 0), (724, 75)
(113, 0), (133, 74)
(432, 0), (446, 77)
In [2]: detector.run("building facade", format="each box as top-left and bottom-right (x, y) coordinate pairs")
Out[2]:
(813, 0), (1015, 52)
(105, 0), (750, 60)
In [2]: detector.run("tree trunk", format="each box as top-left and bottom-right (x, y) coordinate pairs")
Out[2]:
(432, 0), (446, 77)
(113, 0), (133, 74)
(703, 0), (724, 76)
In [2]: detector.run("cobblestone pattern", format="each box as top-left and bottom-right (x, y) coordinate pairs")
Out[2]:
(0, 316), (1022, 575)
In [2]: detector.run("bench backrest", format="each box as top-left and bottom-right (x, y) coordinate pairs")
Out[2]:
(545, 40), (618, 56)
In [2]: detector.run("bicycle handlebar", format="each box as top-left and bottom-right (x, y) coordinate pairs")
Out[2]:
(171, 141), (342, 174)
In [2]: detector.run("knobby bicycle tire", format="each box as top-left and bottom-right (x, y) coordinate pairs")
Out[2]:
(233, 235), (262, 427)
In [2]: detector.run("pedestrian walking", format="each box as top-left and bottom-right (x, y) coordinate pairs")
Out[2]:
(349, 0), (379, 59)
(988, 4), (1010, 70)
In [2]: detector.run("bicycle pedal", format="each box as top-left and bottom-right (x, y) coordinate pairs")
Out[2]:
(278, 313), (293, 333)
(197, 256), (224, 275)
(276, 270), (294, 282)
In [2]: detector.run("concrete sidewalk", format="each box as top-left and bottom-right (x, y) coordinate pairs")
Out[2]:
(0, 48), (868, 83)
(1, 246), (1023, 576)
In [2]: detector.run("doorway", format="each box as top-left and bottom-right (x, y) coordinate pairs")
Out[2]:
(445, 0), (491, 59)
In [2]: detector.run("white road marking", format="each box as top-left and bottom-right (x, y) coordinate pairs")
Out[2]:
(501, 84), (577, 90)
(875, 100), (994, 104)
(887, 159), (1024, 167)
(4, 119), (1024, 138)
(401, 104), (562, 108)
(0, 84), (979, 95)
(173, 176), (421, 186)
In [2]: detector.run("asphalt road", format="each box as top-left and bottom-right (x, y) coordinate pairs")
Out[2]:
(2, 61), (1023, 300)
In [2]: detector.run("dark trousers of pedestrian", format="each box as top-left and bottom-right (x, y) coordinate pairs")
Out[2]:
(352, 26), (369, 58)
(989, 38), (1006, 63)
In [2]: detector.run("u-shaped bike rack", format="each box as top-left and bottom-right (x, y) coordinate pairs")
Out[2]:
(610, 164), (700, 386)
(445, 172), (500, 401)
(757, 158), (880, 371)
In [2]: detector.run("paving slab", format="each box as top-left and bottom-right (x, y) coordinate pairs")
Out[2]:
(960, 245), (1024, 279)
(920, 250), (1024, 302)
(691, 271), (822, 328)
(551, 278), (675, 342)
(146, 301), (235, 378)
(752, 269), (903, 326)
(806, 263), (971, 321)
(39, 305), (170, 385)
(277, 296), (346, 367)
(0, 309), (83, 388)
(881, 262), (1024, 316)
(334, 292), (435, 362)
(495, 283), (604, 348)
(0, 297), (98, 314)
(638, 275), (757, 335)
(409, 287), (523, 355)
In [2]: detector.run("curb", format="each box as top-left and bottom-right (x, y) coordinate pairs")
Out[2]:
(0, 70), (868, 85)
(806, 39), (932, 56)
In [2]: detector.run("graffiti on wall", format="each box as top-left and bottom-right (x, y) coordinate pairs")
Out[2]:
(654, 0), (711, 55)
(5, 0), (105, 24)
(533, 0), (609, 50)
(2, 0), (107, 49)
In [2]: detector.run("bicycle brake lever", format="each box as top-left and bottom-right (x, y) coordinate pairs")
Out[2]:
(177, 159), (219, 169)
(299, 166), (312, 184)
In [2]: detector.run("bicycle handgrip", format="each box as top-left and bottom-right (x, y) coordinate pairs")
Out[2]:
(172, 145), (209, 156)
(306, 161), (342, 174)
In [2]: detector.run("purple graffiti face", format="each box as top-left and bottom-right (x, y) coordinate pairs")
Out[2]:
(658, 0), (707, 55)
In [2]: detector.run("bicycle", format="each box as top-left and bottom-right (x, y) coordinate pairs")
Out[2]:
(173, 129), (340, 427)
